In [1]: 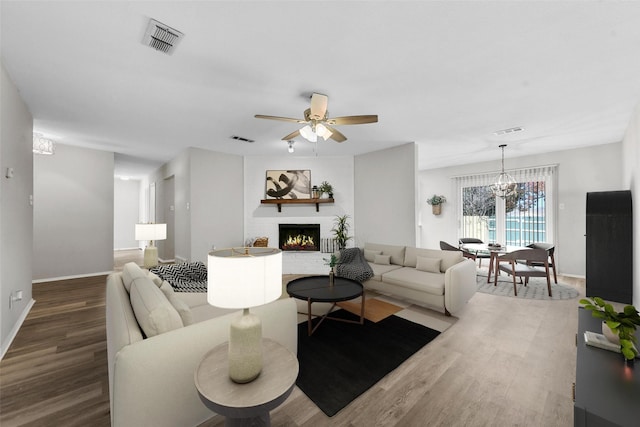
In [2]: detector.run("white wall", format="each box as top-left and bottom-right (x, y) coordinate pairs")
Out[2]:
(1, 63), (34, 358)
(114, 178), (140, 250)
(33, 144), (114, 280)
(354, 143), (418, 247)
(244, 155), (354, 274)
(622, 103), (640, 308)
(419, 143), (623, 277)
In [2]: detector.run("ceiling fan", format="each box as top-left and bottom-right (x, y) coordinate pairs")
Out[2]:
(255, 93), (378, 143)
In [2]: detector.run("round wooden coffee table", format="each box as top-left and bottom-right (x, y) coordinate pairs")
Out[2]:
(287, 275), (364, 336)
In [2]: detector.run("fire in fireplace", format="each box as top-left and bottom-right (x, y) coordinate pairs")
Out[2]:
(279, 224), (320, 251)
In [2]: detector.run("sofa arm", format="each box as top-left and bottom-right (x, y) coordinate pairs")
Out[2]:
(110, 297), (297, 427)
(443, 259), (477, 315)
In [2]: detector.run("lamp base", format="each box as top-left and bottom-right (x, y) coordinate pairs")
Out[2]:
(228, 309), (263, 383)
(143, 246), (158, 268)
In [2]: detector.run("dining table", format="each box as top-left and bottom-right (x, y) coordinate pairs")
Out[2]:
(460, 243), (531, 283)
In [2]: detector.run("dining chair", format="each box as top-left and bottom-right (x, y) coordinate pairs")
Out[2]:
(458, 238), (490, 267)
(439, 241), (477, 262)
(495, 248), (552, 296)
(525, 243), (557, 283)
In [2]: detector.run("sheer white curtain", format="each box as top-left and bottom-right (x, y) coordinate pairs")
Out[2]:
(454, 165), (557, 245)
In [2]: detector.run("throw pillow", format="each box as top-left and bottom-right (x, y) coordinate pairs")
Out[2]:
(130, 276), (184, 337)
(374, 254), (391, 265)
(416, 256), (441, 273)
(364, 249), (382, 262)
(122, 262), (147, 293)
(160, 282), (194, 326)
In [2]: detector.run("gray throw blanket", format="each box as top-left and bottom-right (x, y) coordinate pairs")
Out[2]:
(336, 248), (374, 282)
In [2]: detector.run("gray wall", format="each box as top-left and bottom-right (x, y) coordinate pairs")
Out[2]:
(419, 143), (623, 277)
(149, 148), (244, 263)
(622, 103), (640, 307)
(33, 144), (114, 280)
(114, 178), (141, 249)
(189, 147), (244, 262)
(1, 63), (34, 358)
(354, 143), (418, 247)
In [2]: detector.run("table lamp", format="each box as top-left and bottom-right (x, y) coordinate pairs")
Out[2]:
(135, 223), (167, 268)
(207, 247), (282, 383)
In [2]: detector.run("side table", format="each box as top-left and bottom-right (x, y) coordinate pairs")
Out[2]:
(194, 338), (298, 427)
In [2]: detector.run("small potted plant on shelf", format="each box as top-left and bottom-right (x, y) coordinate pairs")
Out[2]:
(426, 194), (446, 215)
(318, 181), (334, 199)
(331, 214), (352, 250)
(580, 297), (640, 361)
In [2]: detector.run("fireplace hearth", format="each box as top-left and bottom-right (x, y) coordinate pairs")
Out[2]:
(279, 224), (320, 252)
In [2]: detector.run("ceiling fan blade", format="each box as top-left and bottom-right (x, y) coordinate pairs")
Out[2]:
(281, 129), (301, 140)
(325, 125), (347, 143)
(309, 93), (328, 120)
(255, 114), (306, 124)
(326, 115), (378, 125)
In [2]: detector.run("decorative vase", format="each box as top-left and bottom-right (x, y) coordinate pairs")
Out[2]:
(432, 204), (442, 215)
(602, 322), (620, 345)
(329, 269), (335, 286)
(312, 186), (319, 199)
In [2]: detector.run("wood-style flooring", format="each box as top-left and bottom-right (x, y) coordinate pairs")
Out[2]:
(1, 250), (585, 426)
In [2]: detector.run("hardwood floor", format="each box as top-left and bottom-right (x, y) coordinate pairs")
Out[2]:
(0, 253), (584, 426)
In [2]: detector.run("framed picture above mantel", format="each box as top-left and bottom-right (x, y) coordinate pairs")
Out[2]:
(265, 170), (311, 200)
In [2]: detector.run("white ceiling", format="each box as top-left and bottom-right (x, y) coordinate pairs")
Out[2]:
(2, 1), (640, 178)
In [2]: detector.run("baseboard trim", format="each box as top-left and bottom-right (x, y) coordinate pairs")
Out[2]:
(32, 271), (113, 284)
(1, 298), (36, 361)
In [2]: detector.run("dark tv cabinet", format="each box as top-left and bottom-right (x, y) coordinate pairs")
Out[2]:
(585, 190), (633, 304)
(574, 308), (640, 426)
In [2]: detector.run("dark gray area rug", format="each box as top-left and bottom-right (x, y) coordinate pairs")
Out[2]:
(296, 309), (440, 417)
(476, 268), (579, 300)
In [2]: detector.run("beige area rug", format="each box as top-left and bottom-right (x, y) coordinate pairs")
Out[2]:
(337, 298), (403, 323)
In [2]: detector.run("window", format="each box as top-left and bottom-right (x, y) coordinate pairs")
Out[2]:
(456, 165), (556, 246)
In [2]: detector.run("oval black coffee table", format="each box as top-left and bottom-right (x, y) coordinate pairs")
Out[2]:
(287, 275), (364, 336)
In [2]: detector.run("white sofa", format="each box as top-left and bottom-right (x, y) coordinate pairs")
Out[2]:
(360, 243), (477, 315)
(106, 262), (297, 427)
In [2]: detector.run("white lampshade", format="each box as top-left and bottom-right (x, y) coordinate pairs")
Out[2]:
(135, 223), (167, 241)
(299, 125), (317, 143)
(315, 123), (333, 141)
(208, 247), (282, 309)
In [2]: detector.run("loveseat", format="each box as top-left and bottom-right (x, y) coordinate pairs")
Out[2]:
(106, 262), (297, 427)
(360, 243), (477, 315)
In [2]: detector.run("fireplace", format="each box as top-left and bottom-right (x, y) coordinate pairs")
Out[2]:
(279, 224), (320, 252)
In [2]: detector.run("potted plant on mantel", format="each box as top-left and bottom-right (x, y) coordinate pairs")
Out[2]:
(580, 297), (640, 361)
(318, 181), (334, 199)
(426, 194), (446, 215)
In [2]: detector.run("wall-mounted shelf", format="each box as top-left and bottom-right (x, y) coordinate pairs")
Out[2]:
(260, 198), (334, 213)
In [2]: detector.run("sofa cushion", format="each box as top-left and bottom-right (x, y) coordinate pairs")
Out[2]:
(364, 249), (382, 262)
(382, 267), (445, 296)
(416, 256), (441, 273)
(130, 276), (184, 337)
(374, 254), (391, 265)
(364, 243), (406, 265)
(147, 271), (164, 287)
(122, 262), (147, 293)
(160, 282), (194, 326)
(404, 247), (463, 272)
(367, 262), (403, 281)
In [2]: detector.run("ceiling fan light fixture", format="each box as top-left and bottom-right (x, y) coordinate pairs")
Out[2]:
(315, 123), (332, 141)
(490, 144), (517, 198)
(33, 133), (55, 155)
(287, 140), (295, 153)
(299, 125), (317, 142)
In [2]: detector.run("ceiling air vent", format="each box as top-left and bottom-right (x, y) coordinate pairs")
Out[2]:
(493, 126), (524, 136)
(230, 135), (255, 143)
(143, 19), (184, 55)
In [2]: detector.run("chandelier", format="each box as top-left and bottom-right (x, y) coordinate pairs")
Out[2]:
(490, 144), (517, 198)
